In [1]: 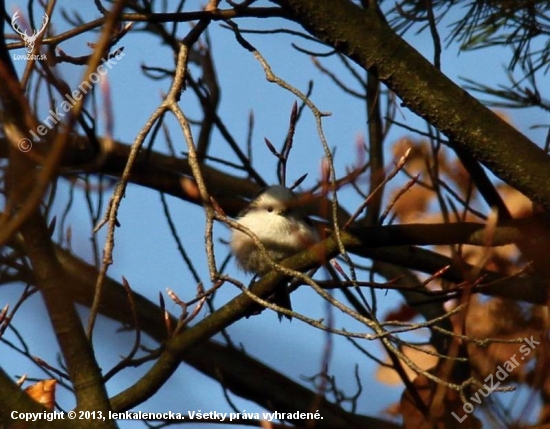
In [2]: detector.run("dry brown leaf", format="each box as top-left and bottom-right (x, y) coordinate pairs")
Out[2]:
(392, 138), (430, 176)
(463, 296), (529, 339)
(391, 185), (433, 222)
(450, 296), (541, 381)
(493, 109), (514, 126)
(25, 379), (57, 410)
(179, 177), (200, 200)
(383, 401), (402, 418)
(383, 304), (418, 323)
(376, 345), (439, 386)
(498, 185), (533, 218)
(446, 158), (474, 195)
(401, 373), (482, 429)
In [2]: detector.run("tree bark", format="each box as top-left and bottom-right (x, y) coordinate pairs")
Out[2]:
(276, 0), (550, 210)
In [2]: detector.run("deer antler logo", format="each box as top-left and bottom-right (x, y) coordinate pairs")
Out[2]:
(12, 11), (49, 54)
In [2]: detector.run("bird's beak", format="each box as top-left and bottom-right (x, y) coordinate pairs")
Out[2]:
(278, 208), (290, 217)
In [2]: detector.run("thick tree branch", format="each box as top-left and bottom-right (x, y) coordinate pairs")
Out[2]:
(274, 0), (550, 211)
(0, 6), (116, 426)
(0, 368), (74, 429)
(54, 248), (399, 429)
(18, 214), (115, 425)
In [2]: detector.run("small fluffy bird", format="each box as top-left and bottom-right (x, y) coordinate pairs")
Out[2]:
(230, 185), (319, 320)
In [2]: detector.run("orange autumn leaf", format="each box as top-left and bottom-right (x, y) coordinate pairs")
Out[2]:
(25, 379), (57, 410)
(401, 373), (482, 429)
(376, 345), (438, 386)
(383, 304), (417, 323)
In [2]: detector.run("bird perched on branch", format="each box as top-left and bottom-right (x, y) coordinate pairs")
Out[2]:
(230, 185), (319, 320)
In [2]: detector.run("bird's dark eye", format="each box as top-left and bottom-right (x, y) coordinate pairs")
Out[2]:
(267, 206), (274, 213)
